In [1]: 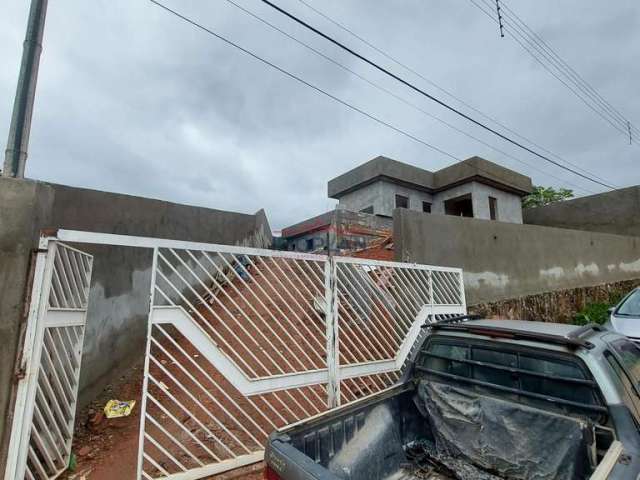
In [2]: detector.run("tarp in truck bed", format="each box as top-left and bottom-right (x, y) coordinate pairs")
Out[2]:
(416, 381), (593, 480)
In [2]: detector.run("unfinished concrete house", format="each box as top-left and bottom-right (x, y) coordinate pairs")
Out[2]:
(282, 155), (533, 253)
(330, 155), (533, 221)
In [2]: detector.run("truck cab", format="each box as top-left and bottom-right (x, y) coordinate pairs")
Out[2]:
(265, 320), (640, 480)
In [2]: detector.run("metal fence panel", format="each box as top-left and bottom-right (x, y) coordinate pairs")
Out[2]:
(4, 242), (93, 480)
(138, 247), (465, 479)
(9, 230), (464, 480)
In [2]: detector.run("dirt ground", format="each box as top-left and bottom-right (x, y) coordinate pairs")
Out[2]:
(63, 363), (263, 480)
(62, 363), (143, 480)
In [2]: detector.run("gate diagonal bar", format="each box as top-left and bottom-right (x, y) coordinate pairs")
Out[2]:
(138, 249), (465, 479)
(5, 241), (93, 480)
(31, 230), (465, 479)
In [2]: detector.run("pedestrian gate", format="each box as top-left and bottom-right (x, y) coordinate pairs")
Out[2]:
(4, 239), (93, 480)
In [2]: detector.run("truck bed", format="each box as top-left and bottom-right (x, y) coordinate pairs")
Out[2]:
(266, 382), (607, 480)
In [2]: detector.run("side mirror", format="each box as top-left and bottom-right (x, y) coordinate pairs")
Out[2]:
(607, 307), (615, 316)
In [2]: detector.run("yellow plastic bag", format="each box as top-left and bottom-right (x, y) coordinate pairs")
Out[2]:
(103, 399), (136, 419)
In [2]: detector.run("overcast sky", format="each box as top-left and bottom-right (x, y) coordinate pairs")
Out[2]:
(1, 0), (638, 230)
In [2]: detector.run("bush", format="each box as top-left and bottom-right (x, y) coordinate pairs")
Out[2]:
(572, 292), (625, 325)
(573, 303), (612, 325)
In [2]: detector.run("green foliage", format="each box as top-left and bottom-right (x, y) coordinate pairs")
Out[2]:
(522, 186), (574, 209)
(572, 292), (625, 326)
(573, 303), (612, 326)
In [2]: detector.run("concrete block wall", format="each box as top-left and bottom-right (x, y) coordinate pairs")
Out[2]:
(336, 180), (434, 217)
(428, 182), (523, 223)
(523, 186), (640, 237)
(394, 209), (640, 304)
(0, 177), (272, 470)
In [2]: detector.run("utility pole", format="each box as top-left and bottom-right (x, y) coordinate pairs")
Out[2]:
(3, 0), (48, 178)
(495, 0), (505, 38)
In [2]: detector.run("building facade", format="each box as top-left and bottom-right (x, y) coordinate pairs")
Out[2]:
(281, 155), (533, 252)
(328, 156), (532, 223)
(281, 209), (392, 253)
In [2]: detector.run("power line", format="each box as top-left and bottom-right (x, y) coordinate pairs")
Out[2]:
(495, 0), (505, 38)
(500, 1), (639, 138)
(260, 0), (616, 190)
(148, 0), (459, 163)
(471, 0), (638, 146)
(473, 0), (638, 143)
(475, 0), (640, 144)
(149, 0), (590, 197)
(293, 0), (620, 186)
(481, 0), (640, 141)
(222, 0), (595, 194)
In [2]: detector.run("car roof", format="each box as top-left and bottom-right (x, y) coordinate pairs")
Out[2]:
(465, 319), (582, 336)
(429, 318), (616, 352)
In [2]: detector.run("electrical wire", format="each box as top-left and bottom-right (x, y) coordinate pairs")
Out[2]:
(479, 0), (640, 142)
(221, 0), (596, 194)
(293, 0), (621, 186)
(148, 0), (459, 163)
(471, 0), (637, 145)
(474, 0), (639, 145)
(500, 1), (639, 138)
(259, 0), (617, 190)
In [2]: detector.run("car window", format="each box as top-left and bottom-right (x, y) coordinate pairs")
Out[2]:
(425, 343), (470, 377)
(609, 338), (640, 391)
(617, 290), (640, 316)
(471, 348), (518, 388)
(421, 339), (599, 407)
(519, 355), (585, 379)
(518, 354), (592, 403)
(605, 352), (640, 424)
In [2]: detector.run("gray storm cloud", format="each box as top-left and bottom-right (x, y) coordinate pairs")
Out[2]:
(1, 0), (638, 229)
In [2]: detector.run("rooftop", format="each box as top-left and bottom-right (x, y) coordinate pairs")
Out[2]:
(432, 319), (606, 350)
(328, 156), (533, 199)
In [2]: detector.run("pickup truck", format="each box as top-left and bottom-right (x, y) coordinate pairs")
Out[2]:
(264, 319), (640, 480)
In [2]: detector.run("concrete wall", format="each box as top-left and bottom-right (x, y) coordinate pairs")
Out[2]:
(394, 209), (640, 304)
(0, 179), (49, 475)
(0, 177), (272, 469)
(475, 182), (523, 223)
(288, 229), (329, 252)
(523, 186), (640, 237)
(336, 182), (385, 214)
(430, 181), (523, 223)
(283, 209), (392, 253)
(333, 209), (392, 251)
(336, 180), (434, 217)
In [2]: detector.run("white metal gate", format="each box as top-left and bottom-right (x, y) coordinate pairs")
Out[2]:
(4, 240), (93, 480)
(5, 230), (464, 480)
(138, 244), (465, 479)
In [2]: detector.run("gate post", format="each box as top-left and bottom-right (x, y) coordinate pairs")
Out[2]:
(136, 247), (159, 480)
(324, 256), (340, 409)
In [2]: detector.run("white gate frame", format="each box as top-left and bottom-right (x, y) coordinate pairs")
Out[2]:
(6, 229), (466, 480)
(4, 236), (93, 480)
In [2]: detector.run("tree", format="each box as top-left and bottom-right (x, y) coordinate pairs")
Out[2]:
(522, 186), (574, 209)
